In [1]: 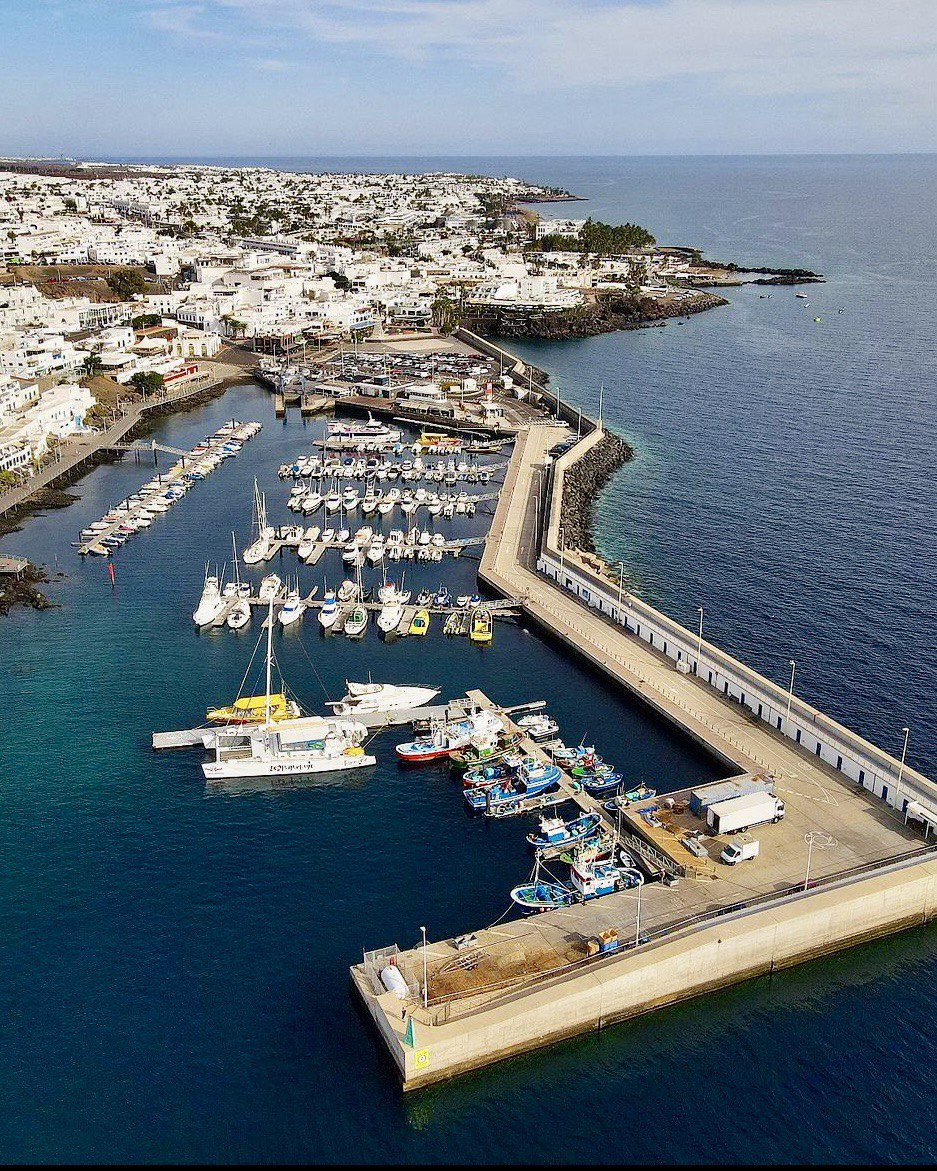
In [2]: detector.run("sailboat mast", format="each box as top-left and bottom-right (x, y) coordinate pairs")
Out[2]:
(264, 594), (274, 725)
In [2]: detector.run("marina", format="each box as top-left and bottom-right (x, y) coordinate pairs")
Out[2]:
(2, 157), (936, 1164)
(350, 407), (937, 1089)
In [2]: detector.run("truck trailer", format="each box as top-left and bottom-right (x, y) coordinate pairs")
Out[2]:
(706, 791), (785, 835)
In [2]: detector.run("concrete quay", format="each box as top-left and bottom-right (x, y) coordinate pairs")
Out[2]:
(352, 417), (937, 1091)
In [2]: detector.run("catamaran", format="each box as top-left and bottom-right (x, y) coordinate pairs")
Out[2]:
(243, 479), (275, 565)
(202, 598), (375, 780)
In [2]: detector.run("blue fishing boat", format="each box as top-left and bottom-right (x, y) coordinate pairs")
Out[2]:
(461, 758), (520, 789)
(510, 879), (575, 911)
(582, 771), (624, 796)
(526, 811), (601, 852)
(464, 761), (561, 811)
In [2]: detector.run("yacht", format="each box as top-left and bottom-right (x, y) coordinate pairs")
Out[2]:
(278, 587), (307, 627)
(330, 682), (440, 718)
(258, 574), (282, 603)
(318, 589), (340, 630)
(193, 567), (227, 626)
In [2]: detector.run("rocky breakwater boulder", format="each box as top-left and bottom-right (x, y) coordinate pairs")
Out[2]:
(559, 431), (634, 554)
(0, 562), (53, 615)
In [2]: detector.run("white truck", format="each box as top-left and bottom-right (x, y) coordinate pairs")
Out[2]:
(720, 838), (760, 865)
(707, 791), (785, 835)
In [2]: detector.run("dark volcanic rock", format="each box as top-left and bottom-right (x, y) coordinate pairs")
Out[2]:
(0, 563), (53, 615)
(466, 291), (727, 341)
(560, 432), (634, 553)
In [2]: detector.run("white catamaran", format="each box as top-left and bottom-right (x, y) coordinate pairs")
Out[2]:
(202, 598), (376, 780)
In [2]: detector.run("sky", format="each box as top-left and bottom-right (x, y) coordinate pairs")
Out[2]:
(0, 0), (934, 157)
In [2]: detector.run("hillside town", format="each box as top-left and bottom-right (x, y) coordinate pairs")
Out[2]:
(0, 160), (722, 487)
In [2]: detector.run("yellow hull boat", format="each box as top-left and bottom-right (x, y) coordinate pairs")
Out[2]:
(206, 693), (301, 724)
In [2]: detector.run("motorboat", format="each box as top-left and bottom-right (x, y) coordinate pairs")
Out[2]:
(469, 608), (492, 645)
(193, 567), (227, 626)
(258, 574), (282, 603)
(278, 587), (306, 627)
(408, 608), (430, 636)
(318, 589), (339, 630)
(331, 681), (440, 718)
(226, 599), (251, 630)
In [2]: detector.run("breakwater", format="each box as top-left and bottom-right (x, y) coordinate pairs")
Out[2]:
(558, 430), (633, 553)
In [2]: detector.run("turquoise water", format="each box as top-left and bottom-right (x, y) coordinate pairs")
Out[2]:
(2, 157), (935, 1162)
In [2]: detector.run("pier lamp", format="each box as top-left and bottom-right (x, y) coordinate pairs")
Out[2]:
(420, 926), (428, 1010)
(696, 606), (704, 675)
(895, 726), (910, 812)
(786, 659), (796, 726)
(803, 831), (835, 891)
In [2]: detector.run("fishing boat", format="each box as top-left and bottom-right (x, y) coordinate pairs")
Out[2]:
(517, 713), (560, 741)
(408, 608), (430, 636)
(461, 758), (520, 788)
(568, 857), (643, 901)
(193, 567), (227, 626)
(581, 772), (624, 796)
(243, 479), (275, 564)
(469, 608), (493, 645)
(526, 811), (601, 852)
(510, 858), (575, 911)
(206, 693), (301, 725)
(464, 760), (561, 811)
(395, 717), (476, 764)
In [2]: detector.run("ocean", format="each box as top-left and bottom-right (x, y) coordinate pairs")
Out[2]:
(1, 156), (934, 1162)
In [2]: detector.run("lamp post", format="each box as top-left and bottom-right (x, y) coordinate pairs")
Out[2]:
(617, 562), (626, 611)
(696, 606), (704, 676)
(803, 831), (834, 891)
(895, 726), (910, 812)
(786, 659), (796, 726)
(634, 880), (642, 948)
(420, 926), (428, 1009)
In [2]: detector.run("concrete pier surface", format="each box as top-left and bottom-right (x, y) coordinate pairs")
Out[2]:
(352, 419), (937, 1091)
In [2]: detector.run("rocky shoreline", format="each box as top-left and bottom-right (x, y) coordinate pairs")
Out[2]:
(0, 562), (53, 615)
(559, 431), (634, 553)
(466, 290), (727, 341)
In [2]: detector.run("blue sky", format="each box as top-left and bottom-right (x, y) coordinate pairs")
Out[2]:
(1, 0), (934, 157)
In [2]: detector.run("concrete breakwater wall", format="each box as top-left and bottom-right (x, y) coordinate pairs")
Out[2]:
(558, 430), (634, 553)
(355, 852), (937, 1090)
(540, 435), (937, 830)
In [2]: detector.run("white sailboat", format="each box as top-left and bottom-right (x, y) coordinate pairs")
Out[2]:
(226, 533), (251, 629)
(202, 597), (376, 780)
(243, 479), (275, 564)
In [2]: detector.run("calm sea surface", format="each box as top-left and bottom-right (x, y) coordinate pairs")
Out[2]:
(1, 157), (934, 1163)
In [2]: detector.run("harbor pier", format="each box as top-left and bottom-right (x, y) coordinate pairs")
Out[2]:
(352, 407), (937, 1091)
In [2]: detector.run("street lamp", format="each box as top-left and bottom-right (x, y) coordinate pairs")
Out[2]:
(786, 659), (796, 726)
(895, 726), (910, 811)
(696, 606), (704, 675)
(617, 562), (626, 611)
(420, 926), (428, 1009)
(803, 831), (835, 891)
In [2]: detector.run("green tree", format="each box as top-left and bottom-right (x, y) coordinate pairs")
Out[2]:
(129, 371), (164, 395)
(106, 268), (147, 300)
(132, 313), (162, 329)
(82, 352), (103, 378)
(432, 294), (459, 333)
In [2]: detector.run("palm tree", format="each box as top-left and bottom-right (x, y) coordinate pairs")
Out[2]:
(82, 351), (103, 378)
